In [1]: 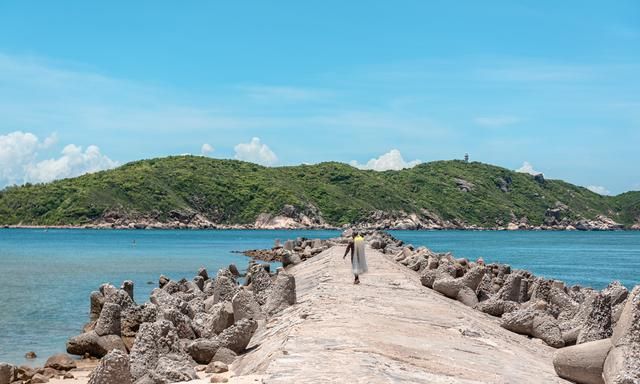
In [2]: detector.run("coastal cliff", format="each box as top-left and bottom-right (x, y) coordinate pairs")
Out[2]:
(1, 156), (639, 230)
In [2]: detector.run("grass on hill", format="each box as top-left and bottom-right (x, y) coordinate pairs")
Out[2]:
(0, 156), (638, 227)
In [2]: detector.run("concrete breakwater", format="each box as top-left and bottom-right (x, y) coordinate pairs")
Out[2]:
(357, 230), (639, 384)
(242, 230), (639, 383)
(1, 230), (638, 383)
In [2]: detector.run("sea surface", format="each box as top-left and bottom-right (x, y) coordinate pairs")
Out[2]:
(0, 229), (639, 366)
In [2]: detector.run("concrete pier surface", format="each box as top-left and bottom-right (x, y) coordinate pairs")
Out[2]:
(226, 246), (569, 383)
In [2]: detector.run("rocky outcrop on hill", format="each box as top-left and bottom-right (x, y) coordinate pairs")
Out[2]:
(253, 204), (328, 229)
(8, 207), (631, 231)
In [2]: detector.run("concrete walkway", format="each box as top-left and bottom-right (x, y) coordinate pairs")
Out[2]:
(230, 247), (570, 383)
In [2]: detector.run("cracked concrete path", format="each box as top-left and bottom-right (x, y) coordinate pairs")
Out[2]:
(230, 246), (569, 384)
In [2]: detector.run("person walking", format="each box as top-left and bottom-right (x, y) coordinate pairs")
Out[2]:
(343, 231), (368, 284)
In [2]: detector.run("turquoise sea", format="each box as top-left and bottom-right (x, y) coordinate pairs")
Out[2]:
(1, 229), (639, 366)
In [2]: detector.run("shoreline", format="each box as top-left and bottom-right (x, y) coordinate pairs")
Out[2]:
(2, 224), (638, 231)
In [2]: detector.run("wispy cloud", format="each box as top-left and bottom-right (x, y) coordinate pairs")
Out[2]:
(237, 85), (333, 103)
(587, 185), (611, 196)
(477, 62), (594, 83)
(0, 52), (452, 154)
(474, 115), (521, 128)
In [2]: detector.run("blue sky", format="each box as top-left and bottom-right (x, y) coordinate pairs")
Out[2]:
(0, 1), (638, 194)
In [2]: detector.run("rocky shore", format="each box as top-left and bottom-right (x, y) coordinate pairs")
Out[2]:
(3, 218), (633, 231)
(2, 205), (636, 231)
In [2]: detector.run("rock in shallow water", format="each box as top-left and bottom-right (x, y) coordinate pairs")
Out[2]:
(44, 353), (77, 371)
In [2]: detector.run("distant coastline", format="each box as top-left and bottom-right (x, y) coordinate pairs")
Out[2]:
(2, 222), (638, 231)
(1, 157), (639, 232)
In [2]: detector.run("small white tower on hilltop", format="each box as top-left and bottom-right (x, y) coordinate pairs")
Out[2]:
(464, 153), (469, 163)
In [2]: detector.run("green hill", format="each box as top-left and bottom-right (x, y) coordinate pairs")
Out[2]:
(0, 156), (638, 228)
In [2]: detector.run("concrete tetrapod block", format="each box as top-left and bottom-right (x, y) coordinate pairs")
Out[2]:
(603, 285), (640, 383)
(553, 338), (611, 384)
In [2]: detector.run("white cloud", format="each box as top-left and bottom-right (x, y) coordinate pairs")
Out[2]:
(515, 161), (542, 176)
(201, 143), (214, 156)
(234, 137), (278, 166)
(0, 131), (41, 185)
(478, 63), (593, 82)
(0, 130), (117, 187)
(587, 185), (611, 196)
(26, 144), (118, 184)
(474, 116), (521, 128)
(239, 85), (331, 103)
(350, 149), (421, 171)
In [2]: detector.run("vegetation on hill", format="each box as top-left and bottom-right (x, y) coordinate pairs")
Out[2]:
(0, 156), (638, 227)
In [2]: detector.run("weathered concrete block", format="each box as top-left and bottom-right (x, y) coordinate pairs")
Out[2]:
(553, 338), (610, 384)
